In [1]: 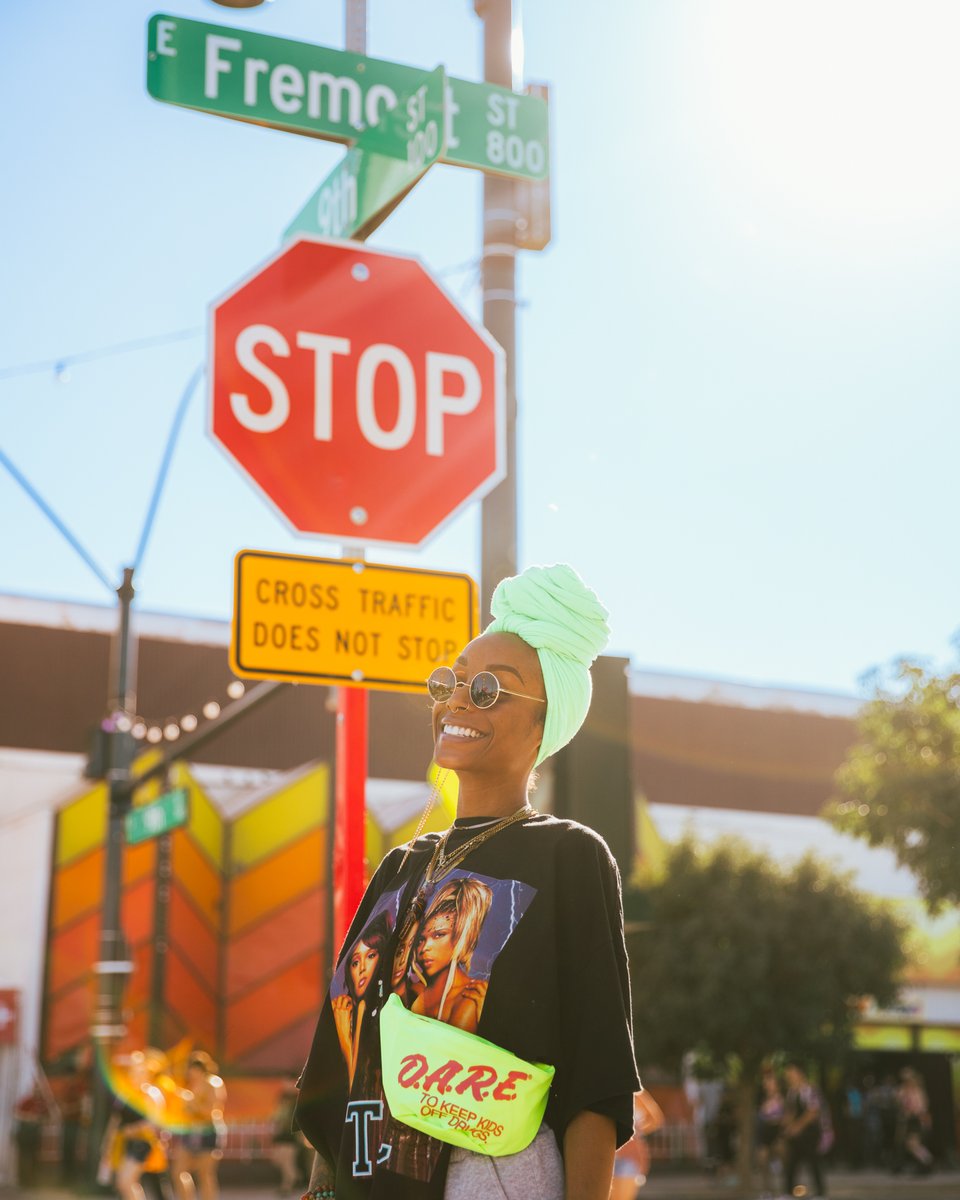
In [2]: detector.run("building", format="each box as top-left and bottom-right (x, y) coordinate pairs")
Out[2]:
(1, 592), (957, 1154)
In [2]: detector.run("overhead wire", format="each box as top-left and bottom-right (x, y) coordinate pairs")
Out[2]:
(0, 447), (115, 593)
(0, 326), (204, 383)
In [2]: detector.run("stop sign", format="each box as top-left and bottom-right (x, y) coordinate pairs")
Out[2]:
(210, 238), (505, 546)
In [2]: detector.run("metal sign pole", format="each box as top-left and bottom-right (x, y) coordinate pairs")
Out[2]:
(332, 0), (371, 956)
(87, 567), (137, 1187)
(477, 0), (520, 616)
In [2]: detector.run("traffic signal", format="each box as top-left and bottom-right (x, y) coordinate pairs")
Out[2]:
(84, 726), (137, 782)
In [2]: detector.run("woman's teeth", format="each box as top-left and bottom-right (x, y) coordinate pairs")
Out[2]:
(443, 725), (483, 739)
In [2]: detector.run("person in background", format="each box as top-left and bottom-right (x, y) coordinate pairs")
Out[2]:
(841, 1078), (865, 1169)
(711, 1085), (738, 1185)
(270, 1077), (302, 1194)
(98, 1050), (168, 1200)
(862, 1074), (886, 1168)
(170, 1052), (226, 1200)
(59, 1054), (90, 1184)
(755, 1069), (784, 1199)
(893, 1067), (933, 1175)
(689, 1071), (723, 1174)
(611, 1089), (665, 1199)
(870, 1074), (899, 1168)
(782, 1060), (827, 1200)
(13, 1083), (49, 1188)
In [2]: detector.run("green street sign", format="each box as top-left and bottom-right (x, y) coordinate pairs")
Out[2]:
(124, 787), (189, 845)
(283, 66), (446, 242)
(146, 13), (549, 182)
(444, 76), (548, 182)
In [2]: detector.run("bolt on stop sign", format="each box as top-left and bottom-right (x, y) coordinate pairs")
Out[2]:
(210, 238), (505, 546)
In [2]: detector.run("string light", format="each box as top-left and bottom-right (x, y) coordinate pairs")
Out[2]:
(112, 682), (250, 753)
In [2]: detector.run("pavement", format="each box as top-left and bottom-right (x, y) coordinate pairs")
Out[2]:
(641, 1167), (960, 1200)
(2, 1169), (958, 1200)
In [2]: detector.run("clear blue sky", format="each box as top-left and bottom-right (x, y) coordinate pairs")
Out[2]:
(3, 0), (959, 695)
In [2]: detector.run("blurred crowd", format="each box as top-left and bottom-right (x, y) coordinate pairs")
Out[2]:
(685, 1062), (938, 1199)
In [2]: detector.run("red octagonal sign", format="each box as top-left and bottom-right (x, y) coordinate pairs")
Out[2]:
(210, 238), (505, 547)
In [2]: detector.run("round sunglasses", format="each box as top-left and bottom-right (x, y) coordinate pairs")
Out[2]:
(427, 666), (546, 710)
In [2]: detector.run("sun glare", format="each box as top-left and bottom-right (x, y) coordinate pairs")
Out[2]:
(693, 1), (960, 234)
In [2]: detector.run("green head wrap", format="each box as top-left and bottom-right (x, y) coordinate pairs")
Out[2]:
(485, 564), (610, 766)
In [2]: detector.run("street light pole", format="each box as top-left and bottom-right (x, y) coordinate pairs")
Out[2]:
(476, 0), (520, 618)
(87, 567), (137, 1186)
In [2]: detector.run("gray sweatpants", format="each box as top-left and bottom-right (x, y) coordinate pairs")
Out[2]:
(443, 1126), (564, 1200)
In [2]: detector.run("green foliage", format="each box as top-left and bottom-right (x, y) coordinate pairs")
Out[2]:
(630, 836), (906, 1074)
(827, 657), (960, 911)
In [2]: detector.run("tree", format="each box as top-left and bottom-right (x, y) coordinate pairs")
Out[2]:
(827, 656), (960, 911)
(629, 837), (906, 1195)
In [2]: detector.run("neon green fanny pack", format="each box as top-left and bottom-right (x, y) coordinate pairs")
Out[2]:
(379, 994), (555, 1157)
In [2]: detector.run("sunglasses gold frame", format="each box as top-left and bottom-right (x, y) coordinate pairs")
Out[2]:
(426, 667), (546, 709)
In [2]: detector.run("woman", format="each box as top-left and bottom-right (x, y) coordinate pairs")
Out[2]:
(333, 913), (392, 1086)
(296, 564), (640, 1200)
(410, 877), (492, 1032)
(894, 1068), (933, 1174)
(170, 1053), (226, 1200)
(99, 1050), (168, 1200)
(782, 1061), (826, 1200)
(755, 1069), (785, 1198)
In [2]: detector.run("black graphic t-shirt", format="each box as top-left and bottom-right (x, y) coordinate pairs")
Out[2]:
(295, 813), (639, 1199)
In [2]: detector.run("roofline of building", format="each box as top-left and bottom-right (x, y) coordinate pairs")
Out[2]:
(629, 667), (862, 718)
(0, 590), (229, 646)
(0, 591), (863, 717)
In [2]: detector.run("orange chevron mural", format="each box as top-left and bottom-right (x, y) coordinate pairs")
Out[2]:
(42, 760), (331, 1073)
(222, 762), (330, 1070)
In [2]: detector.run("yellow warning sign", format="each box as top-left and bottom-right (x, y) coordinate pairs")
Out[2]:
(230, 550), (479, 693)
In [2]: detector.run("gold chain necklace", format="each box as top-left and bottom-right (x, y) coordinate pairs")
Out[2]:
(426, 804), (533, 883)
(395, 803), (533, 947)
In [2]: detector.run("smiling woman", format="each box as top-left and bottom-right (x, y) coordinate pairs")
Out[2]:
(295, 563), (640, 1200)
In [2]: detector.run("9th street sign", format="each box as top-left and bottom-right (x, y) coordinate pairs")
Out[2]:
(231, 551), (478, 692)
(147, 13), (549, 181)
(283, 66), (447, 242)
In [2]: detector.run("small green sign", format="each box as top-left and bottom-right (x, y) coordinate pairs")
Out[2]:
(283, 66), (446, 242)
(146, 14), (548, 182)
(125, 788), (189, 845)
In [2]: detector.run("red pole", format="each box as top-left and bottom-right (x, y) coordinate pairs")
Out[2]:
(334, 685), (368, 952)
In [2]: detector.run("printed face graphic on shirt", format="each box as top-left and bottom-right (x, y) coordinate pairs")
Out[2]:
(407, 876), (494, 1031)
(349, 940), (380, 1002)
(392, 920), (417, 990)
(416, 914), (453, 978)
